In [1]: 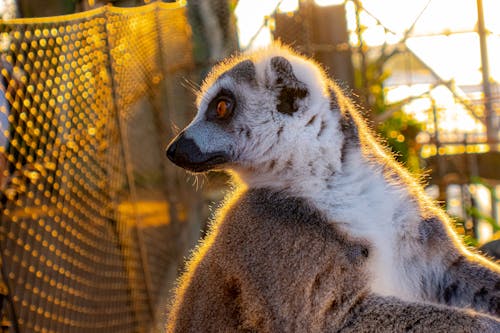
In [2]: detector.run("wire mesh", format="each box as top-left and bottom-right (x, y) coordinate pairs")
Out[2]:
(0, 2), (197, 332)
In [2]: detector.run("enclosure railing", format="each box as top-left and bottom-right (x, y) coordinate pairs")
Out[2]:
(0, 2), (198, 332)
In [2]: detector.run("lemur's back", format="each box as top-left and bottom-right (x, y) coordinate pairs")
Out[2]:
(168, 187), (369, 331)
(167, 187), (500, 332)
(218, 188), (371, 331)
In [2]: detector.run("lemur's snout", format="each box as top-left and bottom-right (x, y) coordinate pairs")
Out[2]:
(166, 131), (229, 173)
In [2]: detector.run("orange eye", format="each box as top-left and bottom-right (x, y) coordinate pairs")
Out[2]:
(216, 100), (230, 119)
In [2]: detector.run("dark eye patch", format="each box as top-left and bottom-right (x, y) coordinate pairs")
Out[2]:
(206, 88), (236, 122)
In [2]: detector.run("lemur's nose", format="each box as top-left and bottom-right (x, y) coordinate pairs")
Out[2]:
(166, 130), (230, 173)
(166, 131), (199, 166)
(166, 135), (179, 161)
(165, 140), (178, 162)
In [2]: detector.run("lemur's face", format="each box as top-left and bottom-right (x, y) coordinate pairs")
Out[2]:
(166, 50), (344, 180)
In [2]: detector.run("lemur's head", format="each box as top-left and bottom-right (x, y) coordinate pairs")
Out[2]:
(167, 45), (358, 188)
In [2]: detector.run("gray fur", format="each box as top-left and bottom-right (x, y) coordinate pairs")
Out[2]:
(270, 56), (300, 85)
(411, 216), (500, 315)
(166, 188), (500, 332)
(221, 59), (257, 84)
(184, 120), (235, 157)
(328, 87), (339, 110)
(318, 120), (327, 137)
(329, 88), (359, 165)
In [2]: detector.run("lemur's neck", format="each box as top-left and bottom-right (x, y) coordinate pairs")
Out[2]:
(304, 142), (419, 229)
(241, 120), (421, 230)
(241, 118), (429, 299)
(306, 142), (426, 299)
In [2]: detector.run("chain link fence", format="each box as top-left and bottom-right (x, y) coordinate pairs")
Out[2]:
(0, 2), (206, 332)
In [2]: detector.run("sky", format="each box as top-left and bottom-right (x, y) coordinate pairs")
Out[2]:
(235, 0), (500, 143)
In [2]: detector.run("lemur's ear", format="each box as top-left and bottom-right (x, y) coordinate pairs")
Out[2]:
(270, 56), (309, 115)
(228, 59), (257, 84)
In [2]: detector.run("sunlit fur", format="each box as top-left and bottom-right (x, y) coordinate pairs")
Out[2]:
(166, 186), (500, 332)
(167, 184), (246, 322)
(171, 43), (500, 318)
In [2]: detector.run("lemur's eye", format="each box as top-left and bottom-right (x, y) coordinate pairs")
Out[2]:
(206, 89), (236, 122)
(216, 99), (232, 119)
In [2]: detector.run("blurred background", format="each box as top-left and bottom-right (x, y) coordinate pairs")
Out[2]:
(0, 0), (499, 332)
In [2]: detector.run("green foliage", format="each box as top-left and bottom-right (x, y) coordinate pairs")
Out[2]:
(462, 234), (479, 247)
(466, 205), (500, 233)
(378, 110), (423, 173)
(466, 177), (500, 240)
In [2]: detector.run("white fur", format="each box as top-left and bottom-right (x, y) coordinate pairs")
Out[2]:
(190, 45), (495, 305)
(302, 149), (429, 300)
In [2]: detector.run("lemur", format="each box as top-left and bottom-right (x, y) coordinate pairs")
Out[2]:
(166, 44), (500, 328)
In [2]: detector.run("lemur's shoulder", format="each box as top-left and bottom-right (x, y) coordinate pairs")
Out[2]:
(218, 187), (338, 240)
(168, 185), (500, 332)
(213, 186), (371, 274)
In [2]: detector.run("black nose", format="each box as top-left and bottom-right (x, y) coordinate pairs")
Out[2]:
(166, 132), (230, 173)
(166, 139), (177, 161)
(166, 131), (182, 162)
(166, 132), (202, 165)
